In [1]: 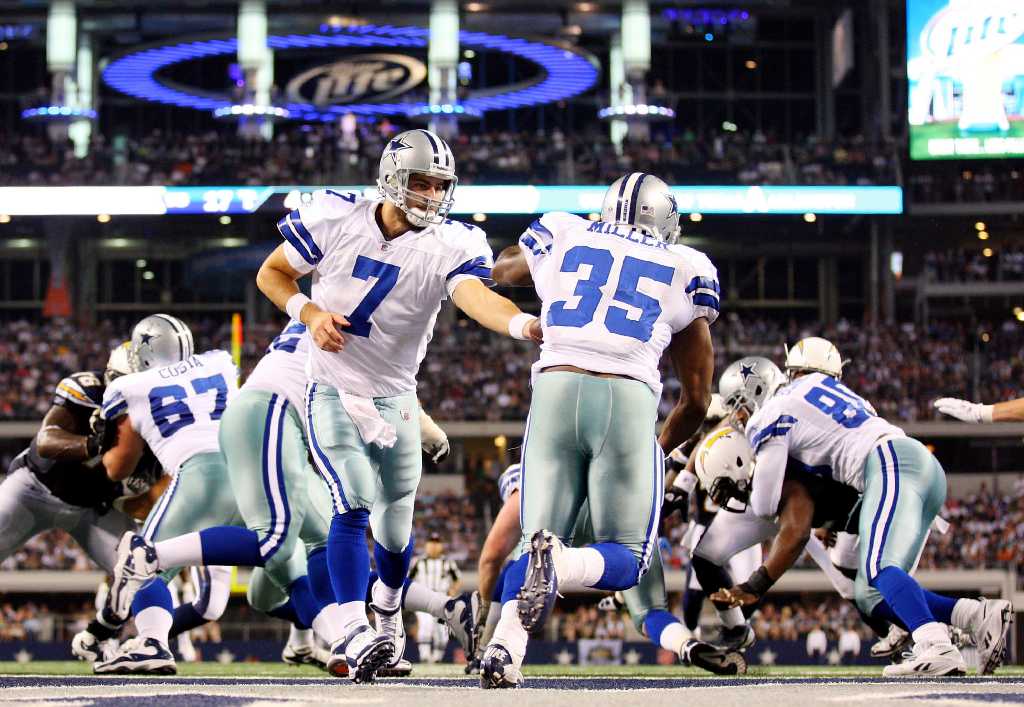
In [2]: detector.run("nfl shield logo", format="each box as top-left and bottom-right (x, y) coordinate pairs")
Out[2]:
(401, 410), (411, 421)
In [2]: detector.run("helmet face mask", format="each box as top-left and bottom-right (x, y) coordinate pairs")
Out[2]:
(378, 130), (457, 228)
(695, 428), (755, 510)
(600, 172), (681, 243)
(718, 357), (786, 430)
(104, 341), (136, 385)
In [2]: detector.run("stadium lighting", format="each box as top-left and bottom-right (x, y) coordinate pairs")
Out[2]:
(494, 434), (507, 448)
(472, 213), (487, 223)
(978, 231), (989, 240)
(804, 213), (817, 223)
(0, 214), (9, 223)
(576, 2), (596, 11)
(463, 49), (475, 59)
(975, 221), (986, 231)
(219, 215), (232, 225)
(135, 259), (147, 268)
(587, 212), (600, 221)
(745, 59), (757, 69)
(1016, 310), (1024, 323)
(983, 247), (993, 258)
(690, 212), (703, 222)
(466, 3), (487, 11)
(142, 270), (155, 281)
(97, 213), (111, 223)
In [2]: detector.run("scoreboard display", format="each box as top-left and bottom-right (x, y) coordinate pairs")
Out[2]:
(908, 1), (1024, 160)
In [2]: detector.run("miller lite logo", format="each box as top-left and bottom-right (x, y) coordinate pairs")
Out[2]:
(920, 2), (1024, 62)
(285, 53), (427, 106)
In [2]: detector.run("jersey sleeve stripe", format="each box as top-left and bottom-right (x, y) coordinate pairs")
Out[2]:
(751, 414), (797, 451)
(276, 211), (323, 266)
(685, 276), (721, 294)
(691, 293), (720, 311)
(102, 399), (128, 420)
(445, 255), (493, 282)
(528, 219), (554, 245)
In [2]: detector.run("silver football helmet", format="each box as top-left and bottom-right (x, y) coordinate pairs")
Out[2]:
(377, 129), (457, 228)
(129, 314), (195, 372)
(718, 356), (787, 426)
(600, 172), (680, 243)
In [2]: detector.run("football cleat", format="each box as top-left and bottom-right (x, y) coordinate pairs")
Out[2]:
(882, 641), (966, 677)
(516, 530), (562, 633)
(339, 624), (394, 684)
(370, 602), (406, 669)
(871, 624), (912, 660)
(379, 658), (413, 677)
(972, 598), (1013, 675)
(93, 636), (176, 675)
(480, 644), (523, 689)
(109, 532), (159, 621)
(444, 591), (477, 658)
(282, 629), (327, 669)
(718, 624), (756, 652)
(681, 639), (748, 676)
(71, 629), (117, 663)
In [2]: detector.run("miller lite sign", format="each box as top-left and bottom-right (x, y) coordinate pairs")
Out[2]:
(286, 53), (427, 106)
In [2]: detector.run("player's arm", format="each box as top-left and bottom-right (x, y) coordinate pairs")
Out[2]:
(934, 395), (1024, 423)
(35, 405), (98, 461)
(711, 479), (814, 609)
(658, 317), (714, 453)
(492, 245), (534, 287)
(451, 278), (542, 343)
(102, 416), (146, 482)
(478, 490), (522, 604)
(257, 245), (349, 353)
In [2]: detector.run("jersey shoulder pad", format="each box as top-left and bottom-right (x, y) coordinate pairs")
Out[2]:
(54, 371), (104, 409)
(100, 373), (134, 420)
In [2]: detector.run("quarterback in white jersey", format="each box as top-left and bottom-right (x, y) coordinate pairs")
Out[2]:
(706, 338), (1013, 678)
(256, 128), (542, 683)
(481, 172), (718, 688)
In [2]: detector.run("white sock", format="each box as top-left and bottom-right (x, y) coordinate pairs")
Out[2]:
(134, 606), (172, 643)
(371, 579), (402, 613)
(312, 603), (347, 646)
(659, 621), (693, 654)
(558, 547), (605, 589)
(490, 600), (528, 665)
(336, 600), (369, 636)
(154, 533), (203, 570)
(289, 625), (312, 646)
(912, 621), (951, 647)
(720, 606), (745, 628)
(403, 580), (448, 618)
(418, 642), (433, 663)
(950, 598), (982, 632)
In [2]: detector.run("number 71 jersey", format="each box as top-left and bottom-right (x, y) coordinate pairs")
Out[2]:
(521, 211), (720, 397)
(101, 350), (238, 473)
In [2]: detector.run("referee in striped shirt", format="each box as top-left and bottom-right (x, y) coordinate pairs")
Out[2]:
(410, 532), (461, 662)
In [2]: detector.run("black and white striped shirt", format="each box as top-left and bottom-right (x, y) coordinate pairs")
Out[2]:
(409, 555), (461, 594)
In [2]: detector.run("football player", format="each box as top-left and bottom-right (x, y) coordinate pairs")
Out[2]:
(705, 338), (1012, 677)
(256, 129), (542, 683)
(480, 172), (718, 688)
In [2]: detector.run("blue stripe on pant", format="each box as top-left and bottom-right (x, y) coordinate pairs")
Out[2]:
(257, 395), (292, 562)
(304, 382), (351, 513)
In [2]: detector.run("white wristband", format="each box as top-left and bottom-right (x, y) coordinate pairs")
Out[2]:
(508, 313), (537, 340)
(285, 293), (312, 322)
(980, 404), (994, 423)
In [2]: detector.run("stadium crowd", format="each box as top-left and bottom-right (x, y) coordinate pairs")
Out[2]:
(921, 247), (1024, 283)
(0, 126), (896, 187)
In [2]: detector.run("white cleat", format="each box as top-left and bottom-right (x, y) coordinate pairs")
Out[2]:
(109, 532), (159, 621)
(882, 641), (966, 677)
(480, 643), (524, 689)
(71, 629), (117, 663)
(370, 602), (406, 669)
(972, 599), (1013, 675)
(871, 624), (912, 660)
(93, 636), (176, 675)
(444, 592), (478, 658)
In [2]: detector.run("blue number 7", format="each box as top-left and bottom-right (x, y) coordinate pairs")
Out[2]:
(346, 256), (401, 337)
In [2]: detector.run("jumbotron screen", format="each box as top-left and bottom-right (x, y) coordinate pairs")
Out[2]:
(907, 1), (1024, 160)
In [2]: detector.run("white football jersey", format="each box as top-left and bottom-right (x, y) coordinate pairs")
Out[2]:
(519, 211), (719, 397)
(242, 320), (310, 414)
(745, 372), (904, 515)
(101, 350), (239, 473)
(278, 190), (493, 397)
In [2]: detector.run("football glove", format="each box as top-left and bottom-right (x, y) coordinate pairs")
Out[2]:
(420, 411), (450, 463)
(933, 397), (993, 423)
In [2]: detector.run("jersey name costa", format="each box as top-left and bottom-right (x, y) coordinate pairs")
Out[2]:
(101, 350), (238, 473)
(277, 190), (493, 398)
(242, 320), (310, 413)
(519, 211), (719, 397)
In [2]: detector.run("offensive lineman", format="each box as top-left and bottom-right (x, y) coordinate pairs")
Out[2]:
(256, 129), (542, 683)
(481, 172), (718, 688)
(705, 338), (1013, 676)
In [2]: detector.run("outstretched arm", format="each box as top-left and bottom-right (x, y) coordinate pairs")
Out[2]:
(658, 317), (714, 454)
(934, 395), (1024, 423)
(102, 416), (146, 482)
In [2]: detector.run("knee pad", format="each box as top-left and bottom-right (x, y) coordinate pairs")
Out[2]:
(191, 565), (233, 621)
(247, 567), (288, 614)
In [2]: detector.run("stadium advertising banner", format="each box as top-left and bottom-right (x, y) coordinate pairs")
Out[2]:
(908, 1), (1024, 160)
(0, 185), (903, 216)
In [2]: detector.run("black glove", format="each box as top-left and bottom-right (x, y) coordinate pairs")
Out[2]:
(86, 410), (105, 457)
(662, 486), (690, 522)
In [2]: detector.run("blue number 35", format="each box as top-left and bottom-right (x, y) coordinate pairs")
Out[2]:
(149, 373), (228, 438)
(547, 246), (674, 342)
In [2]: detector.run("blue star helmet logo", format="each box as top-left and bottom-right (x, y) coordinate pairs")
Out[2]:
(739, 363), (756, 380)
(139, 332), (154, 346)
(387, 136), (413, 154)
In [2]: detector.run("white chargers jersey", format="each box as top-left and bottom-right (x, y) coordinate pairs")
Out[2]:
(101, 350), (239, 473)
(278, 190), (493, 397)
(519, 211), (719, 397)
(242, 320), (310, 414)
(745, 372), (905, 516)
